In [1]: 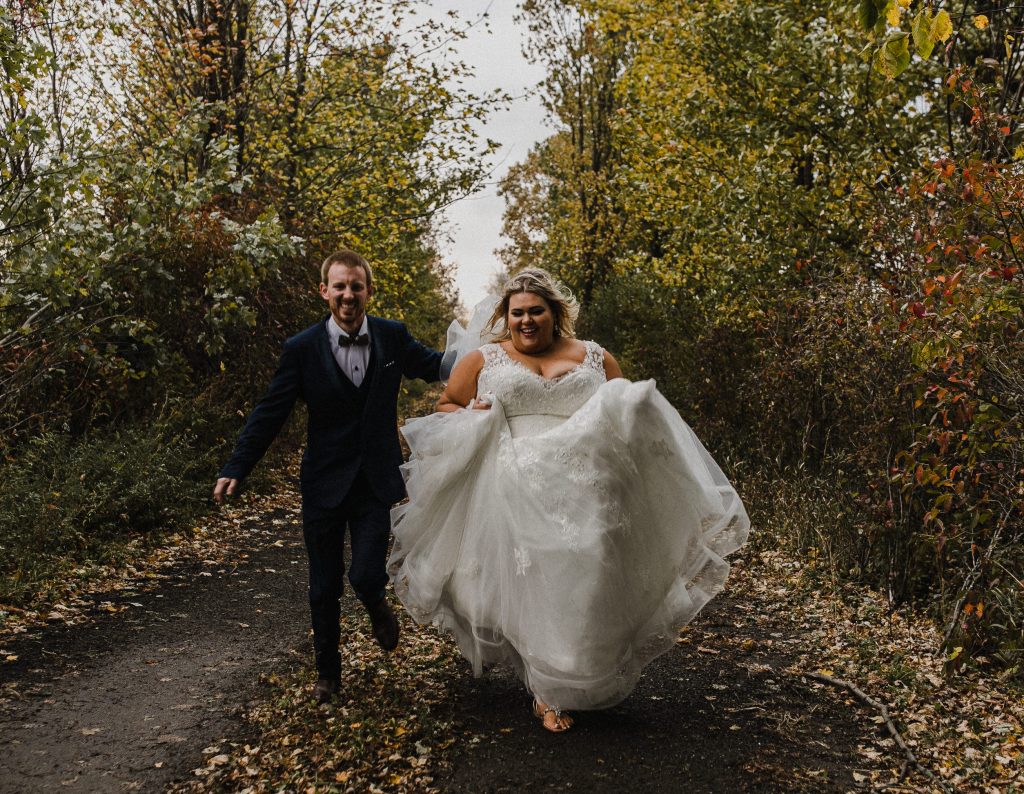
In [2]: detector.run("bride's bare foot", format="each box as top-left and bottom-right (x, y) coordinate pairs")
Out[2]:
(532, 698), (573, 732)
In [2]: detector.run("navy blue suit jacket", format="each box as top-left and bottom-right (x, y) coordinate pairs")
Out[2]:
(219, 315), (442, 508)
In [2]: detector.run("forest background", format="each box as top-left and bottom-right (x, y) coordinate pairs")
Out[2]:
(1, 0), (1022, 682)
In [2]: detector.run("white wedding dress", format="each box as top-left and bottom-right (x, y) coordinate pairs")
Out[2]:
(389, 340), (750, 710)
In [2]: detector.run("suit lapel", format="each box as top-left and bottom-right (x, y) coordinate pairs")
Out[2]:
(364, 316), (388, 404)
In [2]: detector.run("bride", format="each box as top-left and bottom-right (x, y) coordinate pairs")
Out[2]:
(389, 269), (750, 732)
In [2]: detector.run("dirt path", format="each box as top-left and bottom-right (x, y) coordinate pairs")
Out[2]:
(0, 500), (312, 793)
(437, 593), (869, 792)
(0, 485), (877, 793)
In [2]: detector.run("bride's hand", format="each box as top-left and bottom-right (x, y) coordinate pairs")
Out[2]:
(470, 395), (492, 411)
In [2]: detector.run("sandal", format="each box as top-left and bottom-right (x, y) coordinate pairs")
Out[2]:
(532, 698), (574, 733)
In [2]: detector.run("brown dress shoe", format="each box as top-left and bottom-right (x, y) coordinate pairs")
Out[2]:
(312, 677), (339, 704)
(366, 598), (399, 651)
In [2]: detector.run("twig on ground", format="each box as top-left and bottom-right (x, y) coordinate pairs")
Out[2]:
(799, 671), (953, 794)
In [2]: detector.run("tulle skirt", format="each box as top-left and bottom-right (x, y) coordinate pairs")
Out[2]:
(389, 379), (749, 710)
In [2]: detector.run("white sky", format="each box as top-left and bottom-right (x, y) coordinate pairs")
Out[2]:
(413, 1), (550, 308)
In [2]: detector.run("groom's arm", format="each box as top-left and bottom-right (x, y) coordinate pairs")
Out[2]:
(214, 340), (303, 500)
(397, 323), (443, 382)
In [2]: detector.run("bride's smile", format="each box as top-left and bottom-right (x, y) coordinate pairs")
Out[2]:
(508, 292), (555, 354)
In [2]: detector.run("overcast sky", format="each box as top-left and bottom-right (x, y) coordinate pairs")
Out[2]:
(412, 1), (550, 308)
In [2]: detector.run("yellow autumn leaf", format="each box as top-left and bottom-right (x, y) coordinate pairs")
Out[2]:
(886, 2), (902, 27)
(898, 0), (911, 8)
(932, 10), (953, 41)
(973, 14), (989, 29)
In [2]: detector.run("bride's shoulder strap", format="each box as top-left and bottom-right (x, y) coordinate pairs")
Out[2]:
(479, 342), (501, 364)
(582, 339), (605, 369)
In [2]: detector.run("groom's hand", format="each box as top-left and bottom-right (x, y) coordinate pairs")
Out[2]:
(213, 477), (240, 503)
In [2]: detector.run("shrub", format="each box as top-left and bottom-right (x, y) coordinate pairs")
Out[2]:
(0, 407), (223, 605)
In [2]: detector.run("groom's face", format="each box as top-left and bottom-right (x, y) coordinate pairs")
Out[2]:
(320, 263), (373, 333)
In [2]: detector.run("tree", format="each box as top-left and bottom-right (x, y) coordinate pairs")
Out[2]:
(1, 0), (501, 446)
(500, 0), (1023, 658)
(505, 0), (628, 305)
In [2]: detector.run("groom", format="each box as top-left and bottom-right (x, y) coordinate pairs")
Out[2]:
(213, 249), (443, 703)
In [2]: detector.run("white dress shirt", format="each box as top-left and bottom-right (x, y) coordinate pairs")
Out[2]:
(326, 316), (371, 387)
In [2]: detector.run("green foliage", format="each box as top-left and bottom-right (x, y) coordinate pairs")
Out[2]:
(0, 414), (210, 605)
(1, 120), (301, 441)
(1, 0), (489, 448)
(857, 0), (953, 79)
(95, 0), (500, 312)
(581, 269), (703, 405)
(507, 0), (1022, 661)
(505, 0), (939, 306)
(1, 1), (493, 602)
(876, 33), (911, 79)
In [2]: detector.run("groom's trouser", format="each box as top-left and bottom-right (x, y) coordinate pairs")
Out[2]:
(302, 471), (391, 681)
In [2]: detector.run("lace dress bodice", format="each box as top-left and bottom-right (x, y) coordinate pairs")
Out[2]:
(476, 341), (606, 437)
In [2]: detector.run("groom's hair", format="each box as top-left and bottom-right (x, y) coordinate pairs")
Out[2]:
(321, 249), (373, 288)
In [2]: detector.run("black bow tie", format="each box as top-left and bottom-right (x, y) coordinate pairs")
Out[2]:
(338, 332), (369, 347)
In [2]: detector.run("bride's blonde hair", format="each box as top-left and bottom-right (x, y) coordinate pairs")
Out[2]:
(486, 268), (580, 341)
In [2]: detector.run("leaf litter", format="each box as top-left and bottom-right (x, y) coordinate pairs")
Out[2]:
(2, 463), (1019, 792)
(178, 546), (1021, 792)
